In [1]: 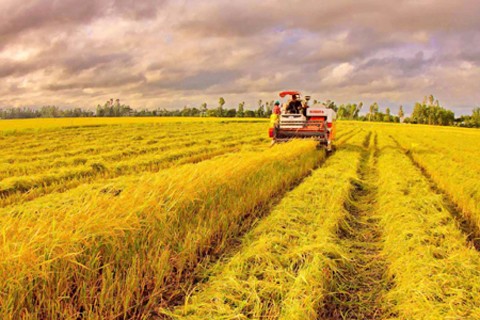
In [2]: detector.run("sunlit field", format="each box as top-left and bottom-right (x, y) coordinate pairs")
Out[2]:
(0, 117), (264, 132)
(1, 118), (479, 319)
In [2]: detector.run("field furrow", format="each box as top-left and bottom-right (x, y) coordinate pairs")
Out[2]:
(0, 140), (322, 319)
(2, 118), (479, 319)
(322, 131), (390, 319)
(389, 132), (480, 241)
(375, 133), (480, 319)
(389, 137), (480, 250)
(0, 122), (356, 208)
(164, 130), (369, 319)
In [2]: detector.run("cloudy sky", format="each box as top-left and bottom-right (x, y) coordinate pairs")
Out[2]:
(1, 0), (479, 114)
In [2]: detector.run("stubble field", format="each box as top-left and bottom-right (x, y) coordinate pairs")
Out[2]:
(1, 117), (479, 319)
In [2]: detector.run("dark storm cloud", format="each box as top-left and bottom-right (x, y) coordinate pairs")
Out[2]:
(1, 0), (480, 113)
(113, 0), (165, 20)
(0, 0), (166, 46)
(0, 0), (106, 46)
(61, 53), (134, 73)
(178, 2), (276, 37)
(173, 70), (242, 90)
(141, 69), (242, 94)
(0, 59), (37, 78)
(44, 72), (146, 91)
(0, 46), (134, 81)
(359, 52), (433, 78)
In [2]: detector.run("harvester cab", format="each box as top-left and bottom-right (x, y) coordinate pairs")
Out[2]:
(269, 91), (336, 151)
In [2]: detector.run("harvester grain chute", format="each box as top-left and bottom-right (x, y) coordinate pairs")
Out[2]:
(269, 91), (337, 151)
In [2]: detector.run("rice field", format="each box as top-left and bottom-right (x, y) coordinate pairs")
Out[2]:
(1, 118), (479, 319)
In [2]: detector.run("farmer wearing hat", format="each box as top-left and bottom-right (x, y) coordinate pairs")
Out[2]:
(273, 101), (281, 115)
(270, 101), (281, 130)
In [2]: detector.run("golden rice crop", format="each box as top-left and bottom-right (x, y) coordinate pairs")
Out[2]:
(3, 117), (479, 319)
(0, 119), (354, 208)
(0, 116), (268, 132)
(384, 125), (480, 236)
(0, 123), (269, 206)
(376, 132), (480, 319)
(165, 130), (369, 319)
(1, 122), (264, 170)
(0, 138), (321, 319)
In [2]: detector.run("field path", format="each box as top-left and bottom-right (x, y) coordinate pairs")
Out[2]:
(322, 132), (389, 319)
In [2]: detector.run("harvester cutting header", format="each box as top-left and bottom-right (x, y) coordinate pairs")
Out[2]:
(269, 91), (336, 151)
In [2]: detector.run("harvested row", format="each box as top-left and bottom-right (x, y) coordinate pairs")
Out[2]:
(165, 131), (368, 319)
(0, 140), (321, 319)
(376, 133), (480, 319)
(323, 131), (390, 319)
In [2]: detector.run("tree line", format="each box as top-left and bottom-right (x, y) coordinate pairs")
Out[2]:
(0, 98), (275, 119)
(0, 106), (94, 119)
(332, 95), (479, 127)
(1, 96), (479, 128)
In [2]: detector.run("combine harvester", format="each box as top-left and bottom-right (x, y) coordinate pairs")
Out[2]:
(269, 91), (337, 151)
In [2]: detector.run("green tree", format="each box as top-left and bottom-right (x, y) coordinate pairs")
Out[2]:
(237, 102), (245, 118)
(357, 102), (363, 119)
(384, 107), (391, 122)
(256, 105), (265, 117)
(226, 108), (237, 117)
(201, 102), (207, 117)
(265, 101), (273, 116)
(337, 104), (347, 119)
(349, 103), (361, 120)
(412, 95), (454, 126)
(256, 99), (265, 117)
(369, 102), (379, 121)
(472, 107), (480, 127)
(244, 110), (255, 117)
(217, 97), (226, 117)
(398, 105), (404, 122)
(411, 102), (427, 124)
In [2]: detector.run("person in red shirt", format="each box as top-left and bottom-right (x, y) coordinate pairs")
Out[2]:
(273, 101), (281, 115)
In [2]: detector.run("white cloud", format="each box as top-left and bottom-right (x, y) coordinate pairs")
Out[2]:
(321, 63), (355, 85)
